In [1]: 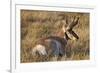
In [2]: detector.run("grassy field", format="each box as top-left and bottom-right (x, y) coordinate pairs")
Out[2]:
(21, 10), (90, 63)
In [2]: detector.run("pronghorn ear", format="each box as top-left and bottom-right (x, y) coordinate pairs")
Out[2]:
(62, 24), (66, 33)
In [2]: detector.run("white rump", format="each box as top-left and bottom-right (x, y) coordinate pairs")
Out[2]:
(32, 44), (47, 56)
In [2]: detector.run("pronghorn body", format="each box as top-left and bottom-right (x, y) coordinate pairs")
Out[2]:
(31, 16), (79, 57)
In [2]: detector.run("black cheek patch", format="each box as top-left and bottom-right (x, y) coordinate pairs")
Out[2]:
(64, 32), (71, 40)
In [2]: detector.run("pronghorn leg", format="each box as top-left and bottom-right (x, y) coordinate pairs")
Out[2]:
(51, 55), (58, 61)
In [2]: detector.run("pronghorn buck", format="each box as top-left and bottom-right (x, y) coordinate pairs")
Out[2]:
(31, 16), (79, 57)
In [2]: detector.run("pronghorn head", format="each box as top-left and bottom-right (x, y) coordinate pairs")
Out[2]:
(62, 16), (79, 41)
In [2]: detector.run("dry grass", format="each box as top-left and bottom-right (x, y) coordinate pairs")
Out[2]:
(21, 10), (90, 63)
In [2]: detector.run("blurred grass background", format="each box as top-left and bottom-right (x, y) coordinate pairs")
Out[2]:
(21, 10), (90, 63)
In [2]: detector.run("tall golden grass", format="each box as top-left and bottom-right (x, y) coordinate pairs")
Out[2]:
(21, 10), (90, 63)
